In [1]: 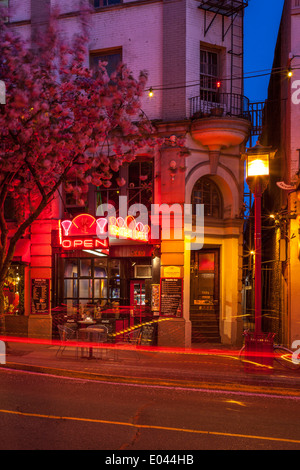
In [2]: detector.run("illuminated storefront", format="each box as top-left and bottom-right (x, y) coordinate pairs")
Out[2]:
(52, 213), (156, 314)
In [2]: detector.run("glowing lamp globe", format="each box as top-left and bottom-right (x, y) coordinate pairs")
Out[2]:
(246, 154), (269, 178)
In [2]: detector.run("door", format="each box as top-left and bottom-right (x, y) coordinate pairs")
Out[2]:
(190, 249), (220, 343)
(130, 281), (146, 307)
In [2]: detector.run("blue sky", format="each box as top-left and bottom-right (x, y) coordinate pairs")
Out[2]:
(244, 0), (285, 102)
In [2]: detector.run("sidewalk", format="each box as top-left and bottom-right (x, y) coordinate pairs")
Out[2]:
(2, 338), (300, 396)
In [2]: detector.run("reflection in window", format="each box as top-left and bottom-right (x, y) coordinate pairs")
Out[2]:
(198, 253), (215, 271)
(192, 177), (223, 218)
(90, 49), (122, 78)
(3, 264), (24, 314)
(62, 257), (125, 306)
(96, 171), (121, 212)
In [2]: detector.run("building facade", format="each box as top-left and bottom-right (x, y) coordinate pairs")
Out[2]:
(5, 0), (251, 346)
(249, 0), (300, 347)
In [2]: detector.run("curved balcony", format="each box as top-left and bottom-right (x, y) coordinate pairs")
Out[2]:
(189, 93), (250, 120)
(189, 93), (251, 174)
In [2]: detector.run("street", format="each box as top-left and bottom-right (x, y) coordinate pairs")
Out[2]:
(1, 367), (300, 451)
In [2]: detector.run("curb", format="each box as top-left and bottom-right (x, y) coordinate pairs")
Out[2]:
(3, 361), (300, 398)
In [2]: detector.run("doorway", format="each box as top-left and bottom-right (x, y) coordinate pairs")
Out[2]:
(190, 249), (220, 343)
(130, 280), (146, 307)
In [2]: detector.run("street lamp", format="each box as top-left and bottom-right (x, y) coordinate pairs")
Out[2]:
(246, 141), (275, 335)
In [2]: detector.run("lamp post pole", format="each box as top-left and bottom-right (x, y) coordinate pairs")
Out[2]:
(246, 142), (274, 335)
(254, 181), (263, 335)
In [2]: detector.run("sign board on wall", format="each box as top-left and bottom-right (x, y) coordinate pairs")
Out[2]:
(31, 279), (50, 314)
(160, 278), (183, 317)
(151, 284), (160, 314)
(163, 266), (182, 278)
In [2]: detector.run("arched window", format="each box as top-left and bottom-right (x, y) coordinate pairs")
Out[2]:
(192, 177), (223, 218)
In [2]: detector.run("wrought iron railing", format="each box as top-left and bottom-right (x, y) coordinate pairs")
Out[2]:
(189, 93), (250, 120)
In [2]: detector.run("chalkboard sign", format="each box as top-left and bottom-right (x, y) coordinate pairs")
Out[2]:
(31, 278), (50, 314)
(160, 278), (183, 317)
(140, 323), (157, 346)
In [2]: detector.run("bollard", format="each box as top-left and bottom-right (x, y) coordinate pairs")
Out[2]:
(0, 340), (6, 364)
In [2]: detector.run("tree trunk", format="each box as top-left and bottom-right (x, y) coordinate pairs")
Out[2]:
(0, 280), (5, 336)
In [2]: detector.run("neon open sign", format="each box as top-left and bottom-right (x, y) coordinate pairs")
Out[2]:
(61, 238), (109, 250)
(58, 213), (149, 250)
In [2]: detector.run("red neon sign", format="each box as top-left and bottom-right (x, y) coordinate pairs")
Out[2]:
(59, 213), (149, 250)
(61, 238), (109, 250)
(108, 216), (149, 242)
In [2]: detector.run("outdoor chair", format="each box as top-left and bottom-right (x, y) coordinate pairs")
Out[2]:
(56, 324), (78, 357)
(114, 326), (142, 361)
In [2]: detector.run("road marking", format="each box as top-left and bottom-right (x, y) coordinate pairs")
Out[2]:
(0, 408), (300, 445)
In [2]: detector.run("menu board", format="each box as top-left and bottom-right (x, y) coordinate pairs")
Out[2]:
(151, 284), (160, 314)
(31, 279), (50, 314)
(140, 323), (157, 346)
(160, 278), (183, 317)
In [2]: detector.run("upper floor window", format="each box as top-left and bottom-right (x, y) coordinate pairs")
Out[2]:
(128, 160), (153, 211)
(0, 0), (9, 22)
(93, 0), (122, 8)
(200, 49), (219, 103)
(96, 171), (121, 212)
(95, 160), (153, 215)
(90, 48), (122, 77)
(192, 177), (223, 219)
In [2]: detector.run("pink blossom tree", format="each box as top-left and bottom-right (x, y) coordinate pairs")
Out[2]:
(0, 9), (157, 332)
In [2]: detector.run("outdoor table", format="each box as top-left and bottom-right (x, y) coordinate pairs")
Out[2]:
(78, 326), (107, 359)
(77, 319), (96, 326)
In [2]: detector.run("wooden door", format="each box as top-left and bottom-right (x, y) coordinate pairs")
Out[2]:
(190, 249), (220, 343)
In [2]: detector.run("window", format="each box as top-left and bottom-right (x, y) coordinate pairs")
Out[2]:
(95, 160), (153, 215)
(4, 195), (17, 221)
(192, 177), (223, 218)
(3, 264), (24, 315)
(64, 180), (88, 217)
(200, 49), (219, 103)
(63, 257), (124, 307)
(94, 0), (121, 7)
(128, 160), (153, 211)
(96, 171), (121, 213)
(90, 49), (122, 77)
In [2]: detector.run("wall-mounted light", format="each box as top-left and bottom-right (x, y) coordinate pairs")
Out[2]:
(169, 160), (177, 182)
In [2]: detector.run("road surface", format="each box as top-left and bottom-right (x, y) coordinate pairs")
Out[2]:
(1, 367), (300, 451)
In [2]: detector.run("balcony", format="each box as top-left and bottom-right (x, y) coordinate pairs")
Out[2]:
(190, 92), (250, 120)
(197, 0), (248, 16)
(189, 93), (251, 173)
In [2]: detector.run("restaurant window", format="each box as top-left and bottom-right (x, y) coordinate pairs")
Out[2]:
(200, 48), (219, 103)
(3, 264), (24, 315)
(63, 257), (125, 308)
(192, 177), (223, 219)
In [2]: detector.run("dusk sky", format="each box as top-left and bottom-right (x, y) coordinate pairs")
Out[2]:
(244, 0), (285, 103)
